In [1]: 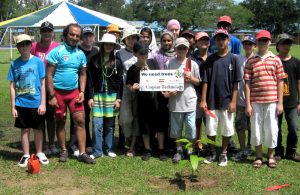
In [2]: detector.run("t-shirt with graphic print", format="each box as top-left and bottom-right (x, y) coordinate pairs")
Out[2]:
(31, 41), (60, 66)
(7, 56), (45, 108)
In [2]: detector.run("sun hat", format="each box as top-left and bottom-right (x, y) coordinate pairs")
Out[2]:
(256, 30), (272, 40)
(41, 21), (54, 30)
(174, 37), (190, 48)
(133, 41), (149, 53)
(195, 32), (210, 41)
(82, 26), (94, 35)
(97, 33), (121, 49)
(16, 34), (32, 44)
(121, 26), (140, 43)
(218, 15), (232, 25)
(242, 35), (256, 44)
(106, 24), (120, 33)
(213, 28), (229, 38)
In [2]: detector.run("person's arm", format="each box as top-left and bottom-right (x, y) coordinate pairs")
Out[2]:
(10, 82), (18, 118)
(77, 67), (87, 103)
(46, 64), (58, 107)
(200, 82), (207, 111)
(38, 78), (46, 115)
(276, 79), (284, 115)
(245, 80), (252, 117)
(228, 82), (238, 113)
(297, 80), (300, 114)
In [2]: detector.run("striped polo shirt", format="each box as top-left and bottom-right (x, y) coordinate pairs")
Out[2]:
(244, 51), (285, 103)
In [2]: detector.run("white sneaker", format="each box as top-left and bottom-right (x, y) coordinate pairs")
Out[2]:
(18, 154), (30, 168)
(36, 152), (49, 165)
(218, 154), (228, 167)
(107, 152), (117, 158)
(73, 150), (80, 157)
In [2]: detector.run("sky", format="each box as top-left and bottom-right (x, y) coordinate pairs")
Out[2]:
(51, 0), (244, 5)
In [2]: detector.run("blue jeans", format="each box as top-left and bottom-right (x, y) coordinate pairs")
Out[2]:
(276, 107), (299, 156)
(92, 117), (115, 157)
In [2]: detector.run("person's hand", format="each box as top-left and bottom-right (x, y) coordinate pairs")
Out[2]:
(184, 71), (192, 82)
(161, 91), (170, 98)
(200, 101), (207, 111)
(169, 91), (177, 96)
(11, 107), (18, 118)
(49, 96), (59, 108)
(228, 102), (236, 113)
(245, 105), (252, 117)
(76, 92), (84, 103)
(276, 103), (283, 115)
(38, 104), (46, 115)
(131, 83), (140, 91)
(114, 100), (121, 110)
(88, 99), (94, 109)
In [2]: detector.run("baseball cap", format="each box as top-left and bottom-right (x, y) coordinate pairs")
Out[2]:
(195, 32), (210, 41)
(133, 41), (149, 53)
(180, 30), (194, 38)
(106, 24), (120, 33)
(218, 15), (232, 25)
(276, 33), (293, 44)
(82, 26), (94, 35)
(16, 34), (32, 44)
(256, 30), (271, 40)
(174, 37), (190, 48)
(41, 21), (54, 30)
(213, 28), (229, 38)
(242, 35), (256, 44)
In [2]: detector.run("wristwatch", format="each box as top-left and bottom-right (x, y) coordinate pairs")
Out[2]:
(48, 93), (55, 100)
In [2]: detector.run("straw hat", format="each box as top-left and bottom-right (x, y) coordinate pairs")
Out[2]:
(106, 24), (120, 33)
(96, 33), (121, 50)
(121, 26), (140, 43)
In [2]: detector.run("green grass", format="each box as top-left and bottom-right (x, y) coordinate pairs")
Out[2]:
(1, 46), (300, 194)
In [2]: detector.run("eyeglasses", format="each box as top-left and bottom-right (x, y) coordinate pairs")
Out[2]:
(41, 28), (53, 33)
(257, 38), (270, 42)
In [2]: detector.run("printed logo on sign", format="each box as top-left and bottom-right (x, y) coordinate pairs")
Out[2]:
(63, 55), (69, 62)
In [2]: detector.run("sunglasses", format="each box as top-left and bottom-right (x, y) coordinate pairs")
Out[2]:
(257, 38), (270, 42)
(41, 28), (53, 33)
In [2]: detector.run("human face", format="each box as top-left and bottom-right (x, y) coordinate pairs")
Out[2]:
(256, 38), (271, 53)
(176, 45), (188, 58)
(277, 40), (292, 54)
(124, 35), (138, 50)
(141, 31), (151, 45)
(135, 50), (148, 64)
(17, 41), (32, 55)
(183, 34), (195, 48)
(108, 31), (121, 38)
(217, 22), (231, 31)
(81, 33), (95, 47)
(196, 37), (210, 50)
(65, 26), (81, 47)
(242, 41), (256, 55)
(161, 34), (173, 51)
(169, 25), (180, 38)
(40, 28), (54, 42)
(215, 35), (229, 51)
(103, 43), (114, 54)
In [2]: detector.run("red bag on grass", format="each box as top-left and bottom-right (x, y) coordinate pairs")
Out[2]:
(27, 154), (40, 174)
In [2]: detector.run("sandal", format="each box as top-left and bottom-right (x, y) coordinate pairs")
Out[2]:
(267, 157), (277, 168)
(252, 157), (263, 168)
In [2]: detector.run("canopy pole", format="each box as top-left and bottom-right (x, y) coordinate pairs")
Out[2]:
(10, 27), (13, 61)
(0, 27), (9, 45)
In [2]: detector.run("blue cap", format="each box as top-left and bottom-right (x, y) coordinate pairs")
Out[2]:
(242, 35), (256, 44)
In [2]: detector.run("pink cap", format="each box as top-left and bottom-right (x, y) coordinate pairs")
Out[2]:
(213, 28), (229, 38)
(167, 19), (181, 31)
(195, 32), (209, 41)
(218, 15), (232, 24)
(256, 30), (272, 40)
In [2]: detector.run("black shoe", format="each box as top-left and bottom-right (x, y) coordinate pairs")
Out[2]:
(78, 153), (96, 164)
(159, 150), (168, 161)
(142, 150), (152, 161)
(286, 153), (300, 162)
(227, 140), (238, 154)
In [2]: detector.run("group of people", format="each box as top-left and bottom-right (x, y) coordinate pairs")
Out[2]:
(8, 15), (300, 169)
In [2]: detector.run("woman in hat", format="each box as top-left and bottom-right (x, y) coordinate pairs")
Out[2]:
(117, 26), (140, 157)
(87, 33), (123, 159)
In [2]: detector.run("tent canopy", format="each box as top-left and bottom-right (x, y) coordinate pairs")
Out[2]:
(0, 1), (132, 28)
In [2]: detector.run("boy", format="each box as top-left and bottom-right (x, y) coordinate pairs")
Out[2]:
(163, 37), (200, 163)
(200, 28), (242, 167)
(275, 33), (300, 162)
(8, 34), (49, 167)
(244, 30), (285, 168)
(234, 35), (256, 161)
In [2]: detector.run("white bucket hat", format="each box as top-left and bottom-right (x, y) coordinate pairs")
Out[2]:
(96, 33), (121, 50)
(121, 26), (140, 44)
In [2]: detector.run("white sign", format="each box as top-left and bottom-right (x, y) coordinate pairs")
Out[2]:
(139, 70), (184, 91)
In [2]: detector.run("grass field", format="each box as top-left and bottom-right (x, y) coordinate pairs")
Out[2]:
(1, 46), (300, 194)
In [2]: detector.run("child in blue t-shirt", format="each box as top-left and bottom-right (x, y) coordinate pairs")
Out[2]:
(7, 34), (48, 167)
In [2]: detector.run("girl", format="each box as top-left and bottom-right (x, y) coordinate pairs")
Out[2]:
(88, 33), (122, 159)
(140, 27), (158, 57)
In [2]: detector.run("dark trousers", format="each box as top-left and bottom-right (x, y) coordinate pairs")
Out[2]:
(276, 107), (298, 157)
